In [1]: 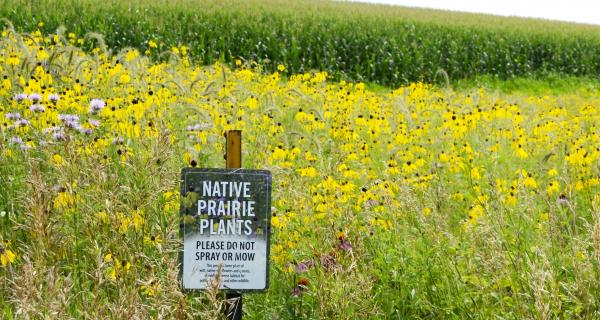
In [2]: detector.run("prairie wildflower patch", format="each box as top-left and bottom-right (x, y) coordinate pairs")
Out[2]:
(1, 27), (600, 318)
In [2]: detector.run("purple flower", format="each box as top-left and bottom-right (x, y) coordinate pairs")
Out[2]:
(59, 114), (79, 122)
(365, 199), (379, 209)
(77, 126), (93, 135)
(320, 254), (337, 270)
(296, 262), (309, 273)
(59, 114), (80, 128)
(88, 119), (101, 127)
(295, 260), (314, 273)
(89, 99), (106, 114)
(291, 278), (310, 296)
(48, 93), (60, 104)
(558, 194), (569, 205)
(9, 136), (23, 145)
(28, 93), (42, 102)
(20, 144), (31, 150)
(13, 93), (27, 102)
(52, 131), (66, 140)
(6, 112), (21, 120)
(112, 137), (125, 145)
(14, 119), (30, 127)
(290, 286), (303, 297)
(291, 287), (303, 297)
(43, 126), (62, 134)
(339, 239), (352, 252)
(66, 121), (78, 129)
(29, 104), (46, 113)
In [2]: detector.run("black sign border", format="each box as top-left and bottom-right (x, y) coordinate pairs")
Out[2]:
(179, 167), (272, 293)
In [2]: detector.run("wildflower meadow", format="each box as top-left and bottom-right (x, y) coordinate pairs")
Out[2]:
(1, 7), (600, 320)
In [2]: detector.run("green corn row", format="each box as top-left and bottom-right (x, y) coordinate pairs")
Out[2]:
(3, 0), (600, 86)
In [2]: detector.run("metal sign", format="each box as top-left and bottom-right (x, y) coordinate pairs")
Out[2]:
(181, 168), (271, 291)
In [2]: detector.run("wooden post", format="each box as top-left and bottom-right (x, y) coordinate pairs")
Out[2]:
(226, 130), (242, 169)
(225, 130), (243, 320)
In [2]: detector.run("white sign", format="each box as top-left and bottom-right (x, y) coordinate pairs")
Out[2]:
(181, 168), (271, 291)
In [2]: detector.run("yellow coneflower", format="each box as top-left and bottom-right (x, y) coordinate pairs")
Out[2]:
(144, 234), (162, 247)
(547, 181), (559, 195)
(0, 244), (16, 267)
(141, 280), (158, 297)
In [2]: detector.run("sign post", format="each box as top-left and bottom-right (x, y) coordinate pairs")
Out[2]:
(181, 130), (271, 320)
(225, 130), (243, 320)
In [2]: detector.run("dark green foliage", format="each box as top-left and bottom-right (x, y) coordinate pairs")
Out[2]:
(3, 0), (600, 86)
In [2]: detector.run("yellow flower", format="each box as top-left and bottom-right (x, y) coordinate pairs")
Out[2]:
(105, 255), (131, 280)
(107, 268), (116, 281)
(141, 281), (157, 296)
(53, 192), (77, 209)
(118, 213), (130, 234)
(119, 73), (130, 84)
(505, 192), (517, 206)
(297, 167), (317, 177)
(422, 207), (432, 217)
(516, 147), (528, 159)
(468, 205), (484, 224)
(118, 259), (131, 272)
(183, 152), (192, 164)
(125, 50), (139, 62)
(52, 154), (64, 166)
(1, 246), (16, 267)
(96, 211), (109, 224)
(470, 167), (481, 180)
(144, 234), (162, 247)
(271, 215), (283, 228)
(522, 172), (537, 189)
(7, 55), (20, 65)
(547, 181), (559, 195)
(148, 40), (158, 49)
(132, 209), (145, 231)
